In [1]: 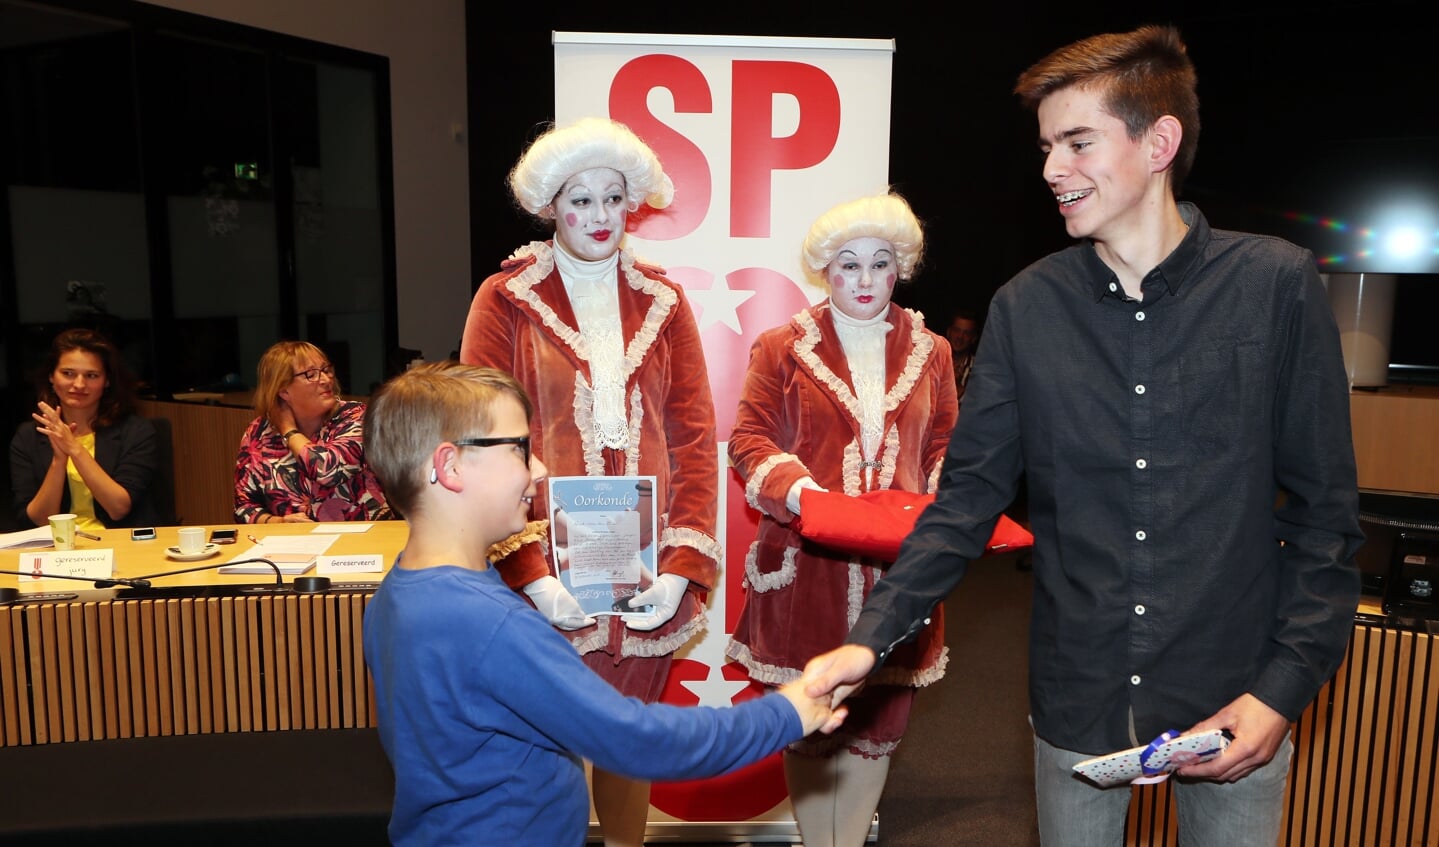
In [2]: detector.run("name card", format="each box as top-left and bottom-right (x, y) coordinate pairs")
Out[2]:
(20, 549), (116, 582)
(317, 554), (384, 575)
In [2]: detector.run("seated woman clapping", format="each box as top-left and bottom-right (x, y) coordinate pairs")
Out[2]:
(234, 341), (390, 524)
(9, 328), (158, 530)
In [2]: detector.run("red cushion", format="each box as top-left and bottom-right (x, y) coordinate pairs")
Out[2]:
(795, 488), (1033, 561)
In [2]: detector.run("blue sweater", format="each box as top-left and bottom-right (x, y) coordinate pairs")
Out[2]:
(363, 563), (803, 846)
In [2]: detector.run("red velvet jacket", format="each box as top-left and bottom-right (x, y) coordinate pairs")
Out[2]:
(726, 302), (956, 689)
(460, 241), (720, 657)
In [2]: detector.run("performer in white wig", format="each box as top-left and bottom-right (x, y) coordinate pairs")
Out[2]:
(727, 192), (956, 847)
(460, 116), (720, 847)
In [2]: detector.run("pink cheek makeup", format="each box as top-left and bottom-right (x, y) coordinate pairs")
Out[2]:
(564, 212), (579, 227)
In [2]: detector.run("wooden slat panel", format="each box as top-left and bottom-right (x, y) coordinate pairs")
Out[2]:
(0, 608), (20, 745)
(220, 598), (238, 733)
(180, 599), (199, 735)
(299, 597), (316, 729)
(138, 600), (160, 737)
(275, 594), (294, 731)
(98, 602), (118, 739)
(126, 601), (148, 736)
(339, 594), (355, 728)
(259, 597), (278, 730)
(161, 599), (181, 736)
(233, 597), (252, 731)
(53, 604), (76, 743)
(30, 606), (53, 744)
(76, 604), (97, 742)
(201, 598), (221, 732)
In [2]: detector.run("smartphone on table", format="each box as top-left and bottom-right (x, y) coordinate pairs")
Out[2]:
(131, 527), (157, 541)
(210, 529), (239, 545)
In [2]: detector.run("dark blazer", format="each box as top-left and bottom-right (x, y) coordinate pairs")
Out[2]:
(9, 414), (159, 529)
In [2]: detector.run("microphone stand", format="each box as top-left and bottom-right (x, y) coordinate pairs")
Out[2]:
(0, 569), (154, 589)
(124, 558), (284, 588)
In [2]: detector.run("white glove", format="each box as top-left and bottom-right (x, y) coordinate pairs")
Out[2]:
(786, 477), (828, 515)
(624, 573), (689, 631)
(522, 575), (595, 631)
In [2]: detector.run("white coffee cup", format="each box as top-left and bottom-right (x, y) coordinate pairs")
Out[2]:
(177, 526), (207, 554)
(49, 513), (77, 551)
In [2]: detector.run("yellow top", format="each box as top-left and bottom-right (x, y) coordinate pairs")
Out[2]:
(66, 432), (105, 532)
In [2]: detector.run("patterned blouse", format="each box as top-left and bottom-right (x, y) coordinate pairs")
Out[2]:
(233, 400), (390, 523)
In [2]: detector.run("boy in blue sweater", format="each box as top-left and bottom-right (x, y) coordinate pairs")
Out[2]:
(362, 362), (845, 846)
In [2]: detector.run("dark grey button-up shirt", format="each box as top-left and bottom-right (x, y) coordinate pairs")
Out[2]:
(850, 203), (1363, 754)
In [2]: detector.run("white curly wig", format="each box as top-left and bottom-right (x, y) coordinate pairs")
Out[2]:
(800, 192), (925, 286)
(508, 117), (674, 218)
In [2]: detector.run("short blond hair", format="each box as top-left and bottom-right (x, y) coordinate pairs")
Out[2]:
(364, 363), (531, 517)
(253, 341), (340, 426)
(508, 117), (673, 218)
(800, 192), (925, 288)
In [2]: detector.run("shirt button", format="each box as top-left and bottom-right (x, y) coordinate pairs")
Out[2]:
(1135, 384), (1146, 395)
(1135, 604), (1146, 615)
(1131, 675), (1142, 686)
(1135, 458), (1147, 469)
(1109, 282), (1118, 292)
(1135, 530), (1147, 541)
(923, 617), (931, 625)
(1136, 311), (1146, 321)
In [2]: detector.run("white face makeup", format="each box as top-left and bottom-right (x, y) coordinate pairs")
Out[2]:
(826, 237), (899, 321)
(550, 167), (628, 262)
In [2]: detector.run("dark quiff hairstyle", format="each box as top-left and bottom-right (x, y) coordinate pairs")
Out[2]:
(364, 362), (532, 518)
(38, 328), (137, 429)
(1013, 24), (1200, 194)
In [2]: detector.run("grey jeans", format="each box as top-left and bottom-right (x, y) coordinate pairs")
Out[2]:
(1033, 731), (1293, 847)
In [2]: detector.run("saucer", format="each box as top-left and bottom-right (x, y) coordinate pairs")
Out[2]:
(166, 543), (221, 562)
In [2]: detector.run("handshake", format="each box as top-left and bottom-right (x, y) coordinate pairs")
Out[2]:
(775, 644), (880, 736)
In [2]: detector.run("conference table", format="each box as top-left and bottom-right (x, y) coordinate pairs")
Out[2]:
(0, 522), (409, 842)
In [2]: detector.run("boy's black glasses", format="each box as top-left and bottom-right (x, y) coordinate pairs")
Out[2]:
(454, 436), (531, 466)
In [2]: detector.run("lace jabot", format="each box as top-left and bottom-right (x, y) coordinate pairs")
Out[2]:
(555, 241), (628, 449)
(829, 304), (892, 462)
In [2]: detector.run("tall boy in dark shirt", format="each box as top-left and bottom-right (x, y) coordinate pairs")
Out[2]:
(805, 25), (1362, 845)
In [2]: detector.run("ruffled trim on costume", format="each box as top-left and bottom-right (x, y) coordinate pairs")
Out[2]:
(661, 525), (723, 566)
(887, 309), (934, 414)
(624, 386), (643, 475)
(746, 452), (805, 513)
(723, 639), (799, 686)
(878, 425), (899, 490)
(743, 542), (797, 593)
(508, 242), (674, 459)
(871, 645), (949, 688)
(505, 242), (589, 356)
(841, 440), (864, 497)
(568, 625), (610, 656)
(927, 459), (942, 494)
(620, 258), (676, 382)
(572, 373), (606, 476)
(789, 732), (900, 760)
(622, 604), (707, 657)
(794, 310), (862, 423)
(487, 519), (549, 561)
(846, 561), (869, 627)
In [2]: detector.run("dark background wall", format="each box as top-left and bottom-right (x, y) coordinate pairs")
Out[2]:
(464, 0), (1438, 345)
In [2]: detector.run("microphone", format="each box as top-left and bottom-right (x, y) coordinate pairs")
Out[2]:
(0, 569), (152, 589)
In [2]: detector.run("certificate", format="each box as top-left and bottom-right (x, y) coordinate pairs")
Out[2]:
(548, 475), (657, 617)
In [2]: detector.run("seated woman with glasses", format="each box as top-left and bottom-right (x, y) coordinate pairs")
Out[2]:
(234, 340), (390, 524)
